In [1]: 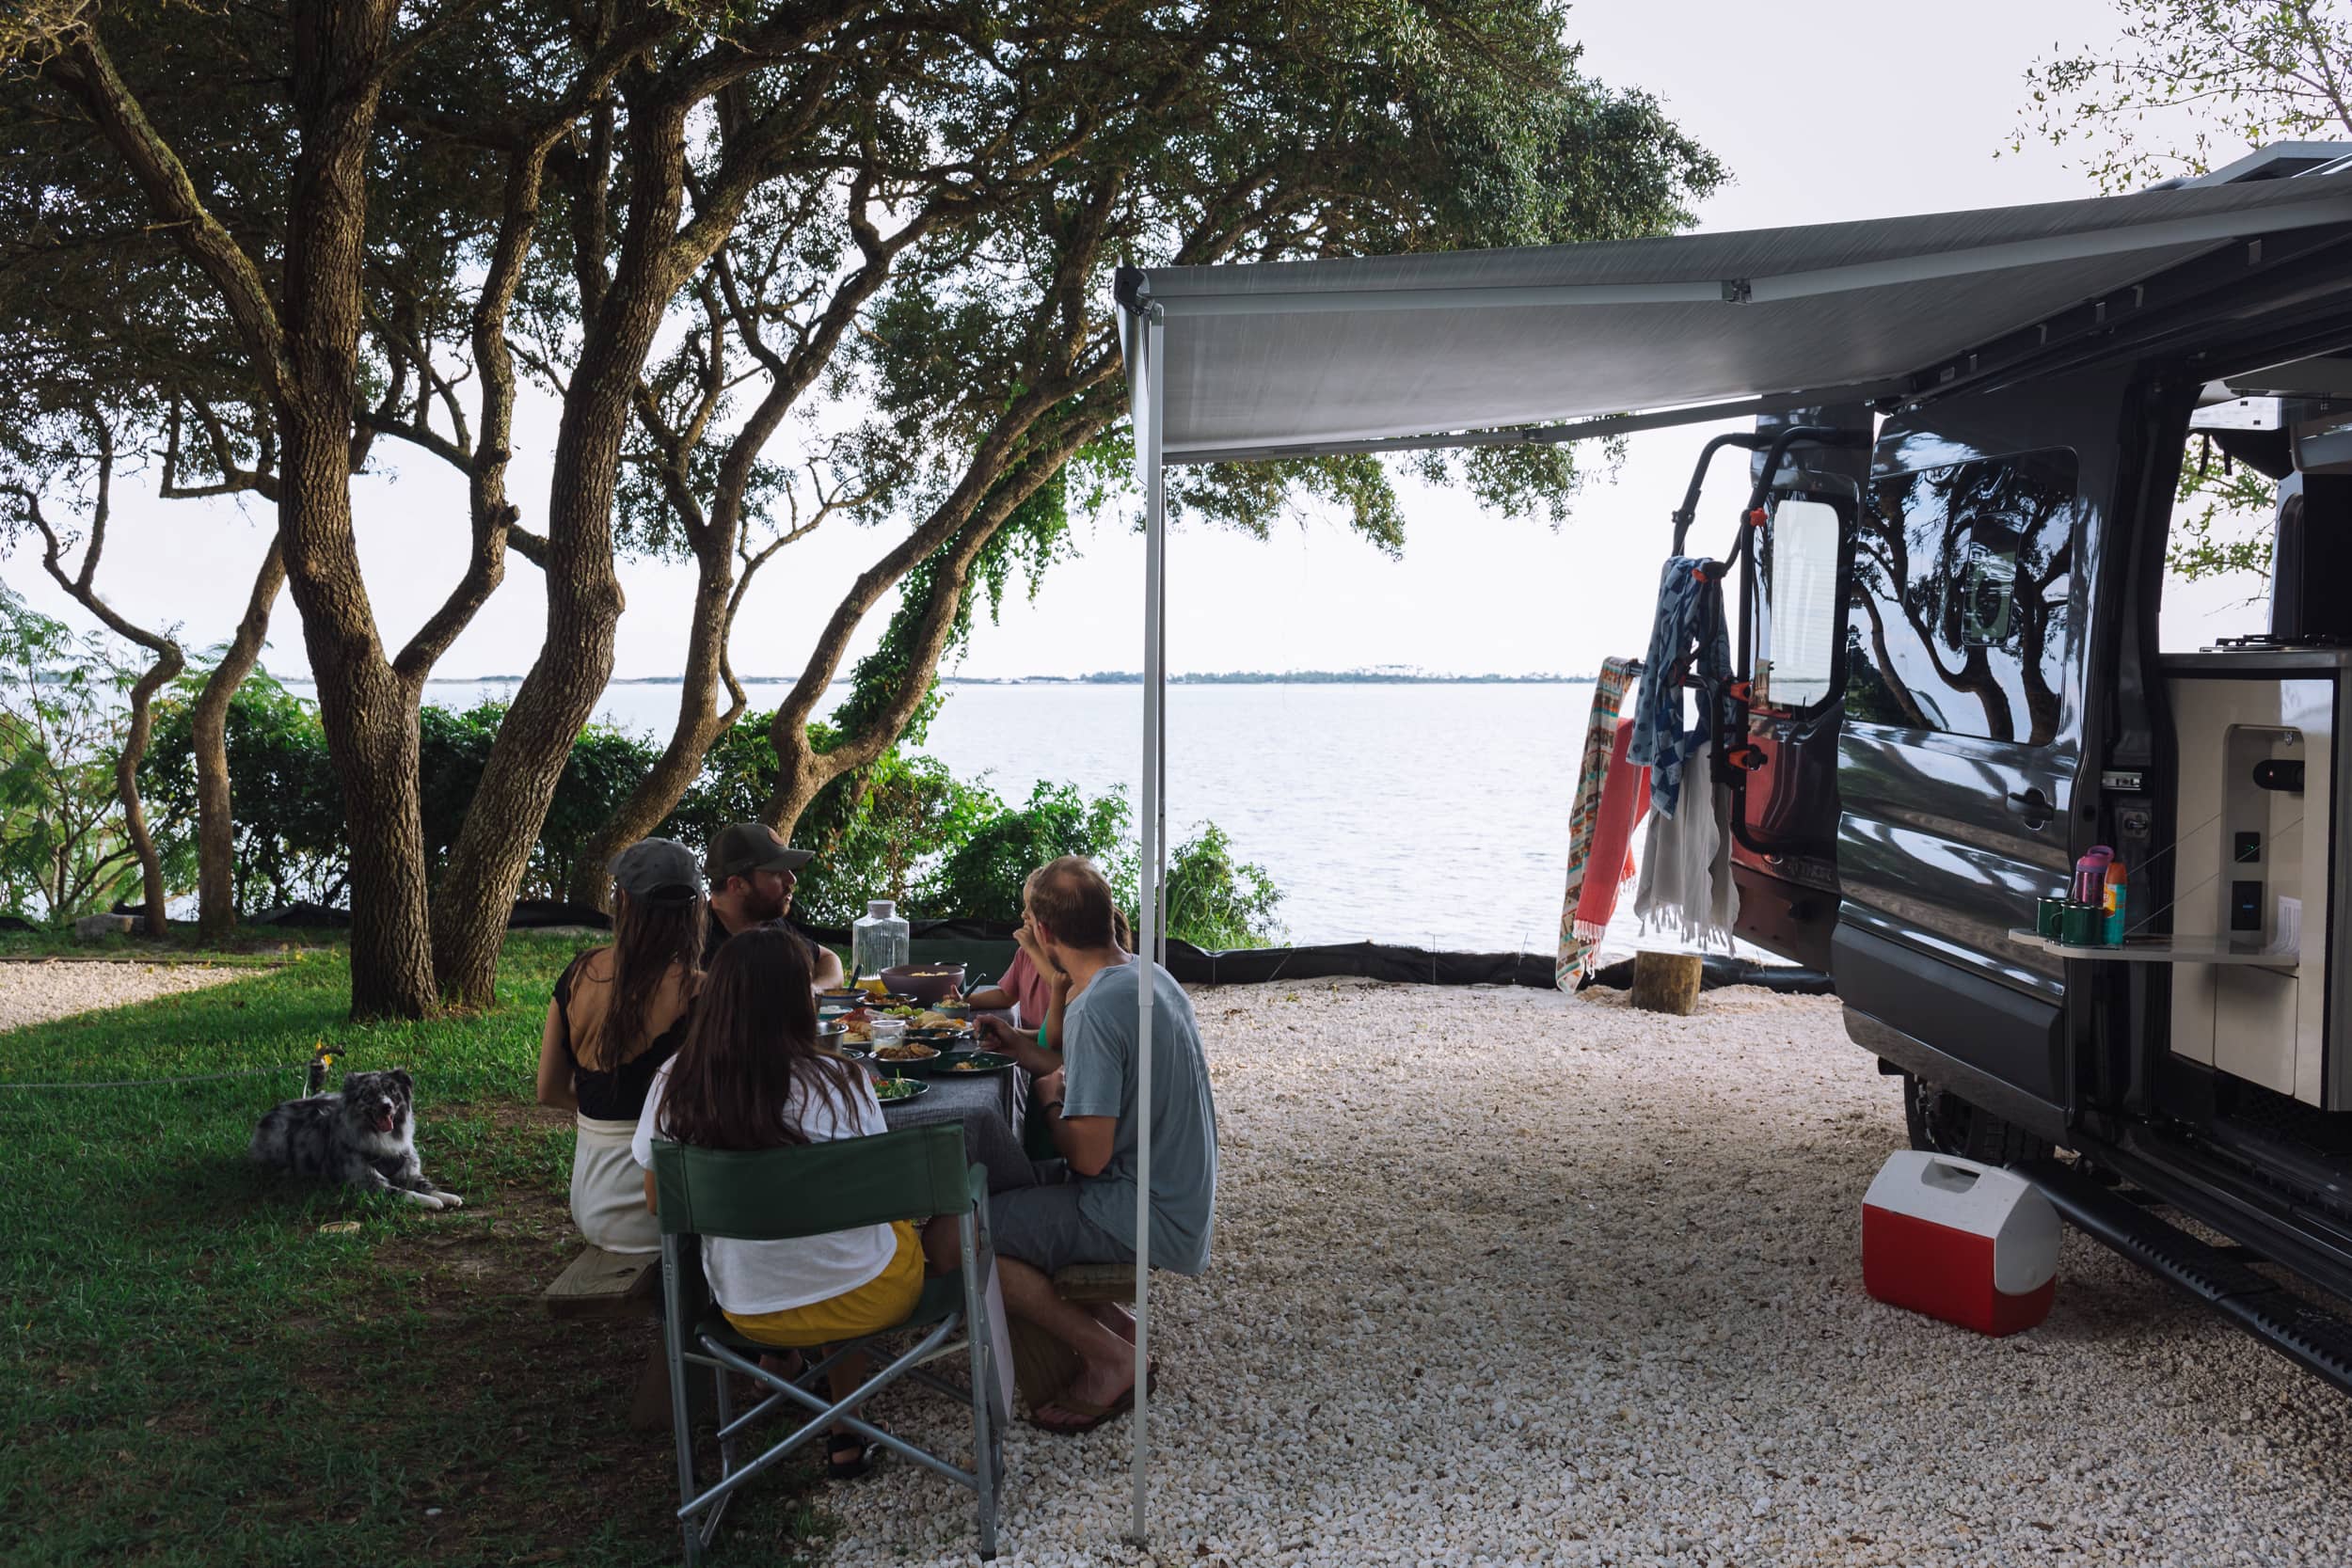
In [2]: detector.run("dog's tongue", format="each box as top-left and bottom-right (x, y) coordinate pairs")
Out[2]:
(373, 1110), (394, 1133)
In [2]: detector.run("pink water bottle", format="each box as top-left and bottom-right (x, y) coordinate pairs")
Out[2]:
(2072, 846), (2115, 904)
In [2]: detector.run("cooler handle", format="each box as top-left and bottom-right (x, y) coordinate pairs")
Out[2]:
(1918, 1159), (1982, 1195)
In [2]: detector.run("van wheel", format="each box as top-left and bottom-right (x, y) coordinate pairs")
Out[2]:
(1901, 1073), (2051, 1166)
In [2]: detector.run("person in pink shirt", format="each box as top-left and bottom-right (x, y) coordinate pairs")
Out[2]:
(962, 923), (1062, 1032)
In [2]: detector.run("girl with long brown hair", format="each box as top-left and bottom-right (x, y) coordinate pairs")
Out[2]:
(630, 925), (957, 1480)
(536, 839), (706, 1253)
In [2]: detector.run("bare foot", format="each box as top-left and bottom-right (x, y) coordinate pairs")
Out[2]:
(1088, 1301), (1136, 1344)
(1062, 1354), (1134, 1413)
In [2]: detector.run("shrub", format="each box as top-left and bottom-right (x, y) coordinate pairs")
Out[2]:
(0, 586), (147, 920)
(921, 780), (1141, 925)
(151, 670), (345, 911)
(1163, 822), (1285, 949)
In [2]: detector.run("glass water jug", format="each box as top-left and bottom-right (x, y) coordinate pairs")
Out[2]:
(851, 899), (910, 980)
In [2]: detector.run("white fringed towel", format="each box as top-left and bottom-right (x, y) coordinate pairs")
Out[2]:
(1633, 738), (1740, 951)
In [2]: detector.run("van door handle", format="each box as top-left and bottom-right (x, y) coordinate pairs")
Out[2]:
(2008, 787), (2053, 829)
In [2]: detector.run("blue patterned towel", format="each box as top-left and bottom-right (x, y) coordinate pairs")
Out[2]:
(1627, 555), (1731, 818)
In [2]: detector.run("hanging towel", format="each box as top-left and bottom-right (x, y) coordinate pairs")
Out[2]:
(1628, 556), (1733, 819)
(1555, 657), (1641, 990)
(1573, 716), (1648, 942)
(1633, 737), (1741, 951)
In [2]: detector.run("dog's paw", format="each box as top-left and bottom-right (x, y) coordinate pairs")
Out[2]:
(401, 1190), (447, 1211)
(433, 1191), (465, 1210)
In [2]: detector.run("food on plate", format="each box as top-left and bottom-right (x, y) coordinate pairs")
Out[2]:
(914, 1008), (964, 1029)
(872, 1042), (938, 1063)
(875, 1078), (922, 1102)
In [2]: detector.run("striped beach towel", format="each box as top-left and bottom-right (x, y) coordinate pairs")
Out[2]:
(1556, 657), (1641, 990)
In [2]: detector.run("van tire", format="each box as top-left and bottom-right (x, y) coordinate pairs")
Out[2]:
(1901, 1072), (2052, 1166)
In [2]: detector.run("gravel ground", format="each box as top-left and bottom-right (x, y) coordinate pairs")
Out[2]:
(0, 958), (246, 1034)
(816, 978), (2352, 1568)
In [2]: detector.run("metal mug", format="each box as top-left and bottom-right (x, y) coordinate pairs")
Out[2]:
(2060, 901), (2106, 947)
(2036, 896), (2068, 939)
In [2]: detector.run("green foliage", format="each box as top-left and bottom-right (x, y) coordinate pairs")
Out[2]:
(658, 706), (1007, 925)
(0, 584), (144, 921)
(417, 704), (661, 903)
(147, 670), (346, 911)
(921, 780), (1143, 925)
(832, 451), (1081, 742)
(2168, 439), (2280, 588)
(1164, 822), (1286, 949)
(138, 675), (1291, 942)
(791, 747), (1004, 927)
(2015, 0), (2352, 191)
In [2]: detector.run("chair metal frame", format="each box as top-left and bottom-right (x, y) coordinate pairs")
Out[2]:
(651, 1123), (1004, 1562)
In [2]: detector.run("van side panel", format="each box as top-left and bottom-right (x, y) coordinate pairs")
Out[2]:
(1835, 921), (2067, 1116)
(1833, 367), (2134, 1124)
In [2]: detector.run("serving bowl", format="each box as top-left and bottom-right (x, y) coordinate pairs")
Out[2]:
(881, 962), (967, 1005)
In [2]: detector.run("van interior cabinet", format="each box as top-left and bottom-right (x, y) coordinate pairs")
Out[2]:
(2165, 654), (2344, 1107)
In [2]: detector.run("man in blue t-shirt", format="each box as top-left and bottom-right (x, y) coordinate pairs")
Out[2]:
(989, 855), (1217, 1435)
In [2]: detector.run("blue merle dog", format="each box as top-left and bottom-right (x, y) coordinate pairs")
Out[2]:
(249, 1069), (463, 1211)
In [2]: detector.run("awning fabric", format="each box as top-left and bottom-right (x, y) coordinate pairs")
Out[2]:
(1123, 176), (2352, 464)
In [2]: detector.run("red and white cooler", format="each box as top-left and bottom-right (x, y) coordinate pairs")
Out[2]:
(1862, 1150), (2060, 1337)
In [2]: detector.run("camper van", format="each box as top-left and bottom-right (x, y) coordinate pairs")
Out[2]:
(1119, 136), (2352, 1388)
(1723, 145), (2352, 1387)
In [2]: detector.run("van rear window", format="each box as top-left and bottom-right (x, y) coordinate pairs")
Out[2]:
(1846, 450), (2077, 745)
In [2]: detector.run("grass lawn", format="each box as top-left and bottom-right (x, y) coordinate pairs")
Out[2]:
(0, 934), (832, 1566)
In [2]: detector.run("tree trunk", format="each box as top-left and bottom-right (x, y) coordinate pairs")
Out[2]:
(58, 3), (428, 1012)
(278, 0), (436, 1019)
(764, 409), (1113, 838)
(429, 94), (687, 1006)
(191, 538), (284, 940)
(568, 540), (736, 910)
(117, 643), (184, 935)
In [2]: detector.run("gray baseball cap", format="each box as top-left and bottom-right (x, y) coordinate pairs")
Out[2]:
(609, 838), (707, 900)
(705, 821), (815, 882)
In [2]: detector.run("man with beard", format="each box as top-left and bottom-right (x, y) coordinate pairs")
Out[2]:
(701, 822), (847, 990)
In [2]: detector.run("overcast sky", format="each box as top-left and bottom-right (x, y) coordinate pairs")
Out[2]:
(3, 0), (2273, 681)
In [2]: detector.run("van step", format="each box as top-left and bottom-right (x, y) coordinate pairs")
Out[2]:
(2015, 1157), (2352, 1396)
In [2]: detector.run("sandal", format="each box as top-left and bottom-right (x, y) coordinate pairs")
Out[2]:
(827, 1431), (879, 1481)
(1029, 1385), (1136, 1436)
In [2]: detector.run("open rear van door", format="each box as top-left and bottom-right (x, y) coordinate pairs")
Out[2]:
(1830, 384), (2113, 1140)
(1731, 412), (1873, 968)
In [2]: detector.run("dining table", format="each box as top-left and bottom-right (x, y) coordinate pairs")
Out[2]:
(866, 1010), (1041, 1192)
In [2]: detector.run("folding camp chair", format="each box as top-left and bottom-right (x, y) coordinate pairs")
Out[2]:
(650, 1122), (1005, 1563)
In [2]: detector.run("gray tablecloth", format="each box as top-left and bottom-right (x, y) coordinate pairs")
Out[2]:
(875, 1062), (1038, 1192)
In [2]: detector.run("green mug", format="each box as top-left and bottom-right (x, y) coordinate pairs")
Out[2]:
(2036, 896), (2068, 939)
(2060, 901), (2105, 947)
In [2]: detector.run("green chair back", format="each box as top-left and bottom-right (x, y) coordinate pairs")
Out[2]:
(651, 1122), (970, 1241)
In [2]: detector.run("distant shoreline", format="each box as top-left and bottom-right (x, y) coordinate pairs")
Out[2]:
(288, 671), (1598, 688)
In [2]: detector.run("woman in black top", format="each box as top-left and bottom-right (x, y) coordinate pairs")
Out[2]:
(537, 839), (706, 1253)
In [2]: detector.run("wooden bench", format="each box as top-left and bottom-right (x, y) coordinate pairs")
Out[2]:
(1008, 1262), (1137, 1410)
(544, 1244), (705, 1431)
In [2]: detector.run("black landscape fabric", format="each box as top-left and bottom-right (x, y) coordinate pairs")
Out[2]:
(215, 905), (1834, 994)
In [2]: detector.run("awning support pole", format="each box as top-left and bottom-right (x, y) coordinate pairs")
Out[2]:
(1126, 299), (1166, 1547)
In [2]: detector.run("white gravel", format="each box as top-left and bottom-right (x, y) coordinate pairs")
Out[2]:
(811, 978), (2352, 1568)
(0, 958), (246, 1033)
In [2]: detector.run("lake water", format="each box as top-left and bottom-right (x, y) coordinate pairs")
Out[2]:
(294, 677), (1685, 956)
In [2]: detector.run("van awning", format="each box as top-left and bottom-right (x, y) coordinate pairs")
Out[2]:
(1102, 155), (2352, 1551)
(1118, 174), (2352, 465)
